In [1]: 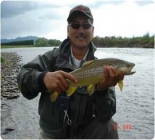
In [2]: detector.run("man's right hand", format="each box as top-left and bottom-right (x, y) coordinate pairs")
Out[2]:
(43, 70), (77, 94)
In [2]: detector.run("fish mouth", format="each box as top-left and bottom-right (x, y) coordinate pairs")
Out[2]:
(130, 71), (136, 75)
(127, 64), (136, 75)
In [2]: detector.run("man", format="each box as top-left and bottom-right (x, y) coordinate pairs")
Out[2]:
(17, 5), (124, 139)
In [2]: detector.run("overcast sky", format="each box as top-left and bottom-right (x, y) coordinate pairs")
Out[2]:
(1, 0), (155, 41)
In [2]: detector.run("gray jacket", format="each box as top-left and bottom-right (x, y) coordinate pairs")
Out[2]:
(17, 38), (116, 138)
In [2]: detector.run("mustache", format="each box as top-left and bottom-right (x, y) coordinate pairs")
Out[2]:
(76, 33), (87, 39)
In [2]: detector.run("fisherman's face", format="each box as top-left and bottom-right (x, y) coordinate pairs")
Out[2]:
(67, 15), (94, 49)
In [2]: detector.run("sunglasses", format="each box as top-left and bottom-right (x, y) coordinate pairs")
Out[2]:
(68, 23), (93, 29)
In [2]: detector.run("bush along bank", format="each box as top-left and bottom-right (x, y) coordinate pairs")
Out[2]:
(92, 33), (154, 48)
(1, 52), (23, 99)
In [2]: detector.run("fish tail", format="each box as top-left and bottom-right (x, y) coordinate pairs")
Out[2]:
(50, 91), (59, 102)
(118, 80), (123, 91)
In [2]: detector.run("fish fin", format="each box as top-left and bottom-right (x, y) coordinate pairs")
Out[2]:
(50, 91), (59, 102)
(118, 80), (123, 91)
(87, 84), (95, 96)
(66, 86), (77, 96)
(81, 60), (96, 68)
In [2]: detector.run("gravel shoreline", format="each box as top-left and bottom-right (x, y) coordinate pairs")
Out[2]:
(1, 52), (40, 139)
(1, 52), (23, 138)
(1, 52), (22, 99)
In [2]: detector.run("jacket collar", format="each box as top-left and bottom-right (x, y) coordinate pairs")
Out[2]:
(55, 38), (97, 70)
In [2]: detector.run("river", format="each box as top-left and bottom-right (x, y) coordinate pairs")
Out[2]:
(1, 47), (154, 139)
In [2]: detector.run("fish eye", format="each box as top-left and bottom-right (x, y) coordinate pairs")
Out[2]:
(126, 64), (130, 67)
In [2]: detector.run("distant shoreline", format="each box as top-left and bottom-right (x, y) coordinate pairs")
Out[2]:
(1, 45), (154, 49)
(1, 45), (36, 49)
(96, 46), (154, 48)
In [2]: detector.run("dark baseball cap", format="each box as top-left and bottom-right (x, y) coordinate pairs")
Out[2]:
(67, 5), (93, 22)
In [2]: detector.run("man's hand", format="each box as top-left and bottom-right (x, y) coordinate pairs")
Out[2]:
(43, 70), (77, 94)
(96, 66), (124, 91)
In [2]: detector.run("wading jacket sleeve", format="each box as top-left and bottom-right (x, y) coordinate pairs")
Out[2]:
(17, 49), (55, 99)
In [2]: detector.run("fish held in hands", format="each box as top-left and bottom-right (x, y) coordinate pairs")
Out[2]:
(50, 58), (136, 102)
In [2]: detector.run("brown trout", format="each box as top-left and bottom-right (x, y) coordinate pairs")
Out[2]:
(50, 58), (135, 102)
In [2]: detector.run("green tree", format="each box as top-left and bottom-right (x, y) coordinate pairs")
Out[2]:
(35, 38), (49, 47)
(48, 39), (61, 46)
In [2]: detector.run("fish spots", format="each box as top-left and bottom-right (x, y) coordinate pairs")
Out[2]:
(78, 67), (103, 79)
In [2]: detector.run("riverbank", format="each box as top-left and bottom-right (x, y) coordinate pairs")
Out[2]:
(1, 52), (22, 99)
(1, 52), (22, 137)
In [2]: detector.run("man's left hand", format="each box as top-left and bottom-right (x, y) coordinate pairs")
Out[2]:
(96, 66), (124, 91)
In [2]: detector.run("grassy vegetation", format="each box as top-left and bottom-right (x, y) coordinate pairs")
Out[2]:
(1, 57), (5, 63)
(1, 45), (35, 48)
(1, 56), (12, 67)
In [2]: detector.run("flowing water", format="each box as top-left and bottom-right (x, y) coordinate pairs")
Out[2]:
(1, 47), (154, 139)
